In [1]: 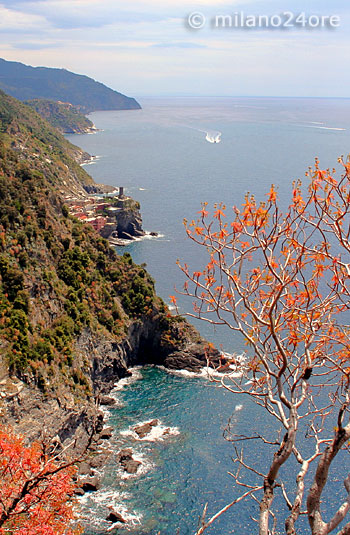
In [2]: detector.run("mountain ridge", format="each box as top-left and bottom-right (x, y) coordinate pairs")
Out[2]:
(0, 58), (141, 112)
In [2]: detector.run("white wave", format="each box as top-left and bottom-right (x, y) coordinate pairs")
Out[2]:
(79, 490), (142, 531)
(235, 404), (243, 412)
(222, 352), (246, 364)
(159, 353), (245, 380)
(205, 131), (222, 143)
(310, 121), (324, 125)
(112, 367), (143, 392)
(120, 421), (180, 442)
(142, 232), (165, 240)
(100, 405), (113, 421)
(161, 365), (241, 380)
(116, 451), (154, 480)
(100, 397), (125, 420)
(139, 187), (146, 191)
(115, 232), (165, 246)
(81, 155), (101, 166)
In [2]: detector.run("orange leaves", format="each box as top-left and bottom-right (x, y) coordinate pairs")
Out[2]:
(267, 185), (277, 203)
(314, 263), (326, 278)
(198, 202), (209, 219)
(194, 226), (204, 236)
(231, 221), (243, 233)
(169, 295), (177, 305)
(204, 275), (216, 288)
(178, 159), (350, 389)
(213, 207), (226, 220)
(0, 429), (80, 535)
(292, 189), (305, 209)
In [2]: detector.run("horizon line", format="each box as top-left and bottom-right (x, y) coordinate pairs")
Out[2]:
(134, 95), (350, 100)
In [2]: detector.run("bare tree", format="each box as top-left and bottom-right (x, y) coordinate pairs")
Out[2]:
(176, 158), (350, 535)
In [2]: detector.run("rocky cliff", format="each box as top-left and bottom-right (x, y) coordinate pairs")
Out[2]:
(0, 90), (221, 453)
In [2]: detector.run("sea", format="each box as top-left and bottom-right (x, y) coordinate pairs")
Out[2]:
(67, 97), (350, 535)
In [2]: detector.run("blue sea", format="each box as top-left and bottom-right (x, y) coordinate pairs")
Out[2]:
(67, 97), (350, 535)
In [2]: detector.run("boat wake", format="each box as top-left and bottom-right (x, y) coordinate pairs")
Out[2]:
(301, 124), (345, 131)
(205, 131), (222, 143)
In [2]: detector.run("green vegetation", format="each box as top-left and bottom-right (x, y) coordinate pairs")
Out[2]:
(0, 89), (94, 187)
(0, 58), (141, 112)
(25, 99), (95, 134)
(0, 88), (184, 399)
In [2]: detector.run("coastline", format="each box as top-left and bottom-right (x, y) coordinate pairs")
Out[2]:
(77, 360), (240, 533)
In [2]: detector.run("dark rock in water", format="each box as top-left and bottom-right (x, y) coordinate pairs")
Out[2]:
(80, 475), (101, 492)
(116, 447), (133, 462)
(124, 459), (141, 474)
(119, 232), (135, 241)
(100, 395), (117, 406)
(99, 426), (113, 440)
(150, 231), (158, 237)
(134, 419), (158, 439)
(113, 198), (145, 239)
(78, 461), (93, 476)
(116, 448), (141, 474)
(163, 340), (222, 372)
(89, 450), (112, 469)
(106, 510), (127, 524)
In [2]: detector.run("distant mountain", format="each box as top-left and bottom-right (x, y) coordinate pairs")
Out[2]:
(0, 58), (141, 112)
(25, 99), (96, 134)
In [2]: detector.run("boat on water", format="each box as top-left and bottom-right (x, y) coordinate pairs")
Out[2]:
(205, 132), (222, 143)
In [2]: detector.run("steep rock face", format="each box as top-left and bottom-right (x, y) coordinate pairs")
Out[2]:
(99, 197), (146, 241)
(2, 319), (221, 448)
(2, 379), (103, 454)
(115, 206), (145, 239)
(112, 198), (145, 240)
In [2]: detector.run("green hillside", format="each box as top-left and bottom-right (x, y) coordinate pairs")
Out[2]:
(25, 99), (95, 134)
(0, 89), (94, 187)
(0, 90), (215, 444)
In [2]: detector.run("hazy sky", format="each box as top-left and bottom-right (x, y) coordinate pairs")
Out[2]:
(0, 0), (349, 98)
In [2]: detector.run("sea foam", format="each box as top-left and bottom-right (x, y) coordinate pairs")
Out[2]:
(79, 490), (142, 531)
(120, 420), (180, 442)
(113, 366), (143, 392)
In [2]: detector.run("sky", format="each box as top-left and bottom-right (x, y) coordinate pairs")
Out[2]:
(0, 0), (349, 98)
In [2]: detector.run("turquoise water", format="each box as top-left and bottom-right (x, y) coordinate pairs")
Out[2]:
(67, 98), (350, 534)
(80, 366), (263, 535)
